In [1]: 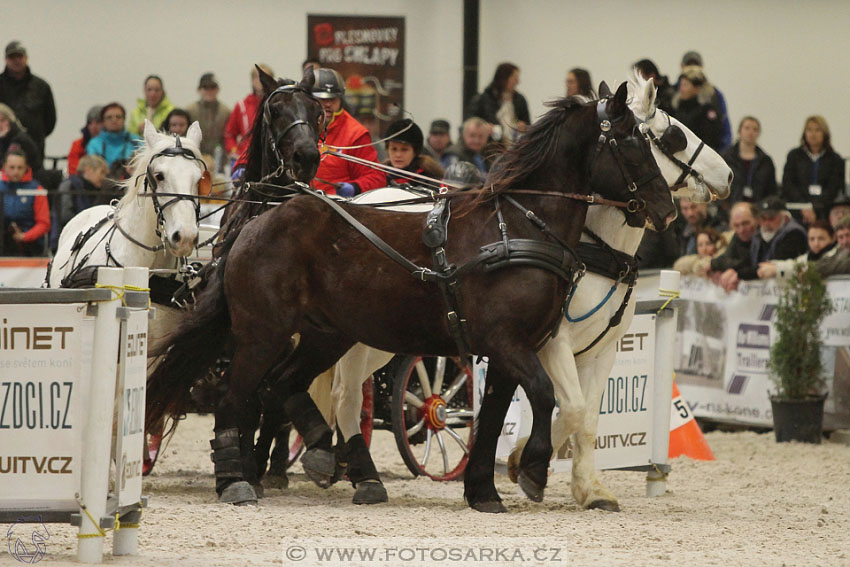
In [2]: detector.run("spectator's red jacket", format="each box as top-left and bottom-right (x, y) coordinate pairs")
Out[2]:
(313, 109), (384, 195)
(223, 93), (261, 164)
(67, 137), (85, 175)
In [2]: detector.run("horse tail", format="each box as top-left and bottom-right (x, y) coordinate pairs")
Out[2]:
(145, 252), (231, 433)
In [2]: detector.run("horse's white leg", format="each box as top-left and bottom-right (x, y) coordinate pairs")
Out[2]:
(507, 331), (584, 483)
(332, 344), (394, 442)
(570, 348), (620, 511)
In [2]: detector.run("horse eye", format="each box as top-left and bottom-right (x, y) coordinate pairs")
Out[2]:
(155, 172), (165, 181)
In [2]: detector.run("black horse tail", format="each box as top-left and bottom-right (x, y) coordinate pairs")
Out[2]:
(145, 252), (231, 433)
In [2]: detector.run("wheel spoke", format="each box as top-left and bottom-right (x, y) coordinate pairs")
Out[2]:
(442, 371), (468, 404)
(404, 391), (424, 409)
(407, 418), (425, 437)
(422, 429), (433, 467)
(446, 408), (474, 420)
(443, 425), (470, 454)
(433, 357), (447, 396)
(435, 431), (449, 475)
(415, 360), (433, 398)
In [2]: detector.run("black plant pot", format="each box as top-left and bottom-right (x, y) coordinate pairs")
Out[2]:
(770, 394), (827, 444)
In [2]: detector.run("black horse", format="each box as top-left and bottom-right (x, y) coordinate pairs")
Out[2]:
(147, 82), (676, 512)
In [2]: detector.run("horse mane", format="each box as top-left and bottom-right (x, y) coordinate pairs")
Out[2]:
(484, 96), (590, 194)
(241, 78), (297, 186)
(117, 130), (203, 207)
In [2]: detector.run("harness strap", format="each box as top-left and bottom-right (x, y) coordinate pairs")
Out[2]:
(573, 285), (634, 357)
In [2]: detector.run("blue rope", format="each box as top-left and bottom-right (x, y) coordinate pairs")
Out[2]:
(565, 282), (617, 322)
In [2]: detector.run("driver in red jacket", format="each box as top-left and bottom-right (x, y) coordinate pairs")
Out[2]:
(311, 68), (384, 196)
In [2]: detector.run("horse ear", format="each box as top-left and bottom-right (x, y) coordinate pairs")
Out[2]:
(186, 121), (202, 147)
(301, 64), (316, 90)
(642, 76), (657, 116)
(256, 64), (278, 96)
(143, 120), (158, 148)
(598, 81), (612, 98)
(609, 82), (629, 117)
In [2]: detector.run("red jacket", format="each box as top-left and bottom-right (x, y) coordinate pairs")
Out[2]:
(223, 93), (261, 164)
(67, 137), (85, 175)
(1, 169), (49, 242)
(313, 110), (385, 195)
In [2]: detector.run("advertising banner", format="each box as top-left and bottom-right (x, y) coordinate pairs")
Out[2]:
(307, 15), (405, 137)
(115, 309), (148, 507)
(0, 303), (93, 511)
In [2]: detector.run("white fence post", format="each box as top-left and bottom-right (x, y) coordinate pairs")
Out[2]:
(77, 267), (123, 563)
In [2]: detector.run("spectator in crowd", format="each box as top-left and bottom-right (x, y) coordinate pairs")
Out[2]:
(673, 227), (727, 276)
(634, 58), (674, 113)
(781, 115), (846, 225)
(679, 51), (731, 150)
(50, 155), (112, 250)
(224, 64), (273, 176)
(0, 103), (40, 174)
(424, 119), (452, 166)
(678, 197), (726, 256)
(0, 41), (55, 169)
(757, 220), (838, 280)
(565, 67), (595, 99)
(829, 195), (850, 230)
(671, 66), (723, 152)
(311, 68), (384, 196)
(163, 108), (191, 137)
(186, 73), (231, 157)
(128, 75), (174, 135)
(86, 102), (138, 178)
(815, 218), (850, 277)
(835, 218), (850, 252)
(442, 117), (493, 174)
(1, 149), (48, 256)
(466, 62), (530, 146)
(382, 118), (444, 186)
(721, 116), (777, 206)
(718, 196), (807, 290)
(67, 105), (102, 176)
(710, 202), (758, 290)
(442, 160), (484, 188)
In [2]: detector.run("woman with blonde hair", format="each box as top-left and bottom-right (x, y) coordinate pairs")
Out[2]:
(781, 115), (845, 224)
(0, 103), (40, 171)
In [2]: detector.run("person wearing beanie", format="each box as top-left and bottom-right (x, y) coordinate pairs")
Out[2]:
(677, 50), (732, 150)
(670, 65), (724, 151)
(67, 105), (102, 175)
(383, 118), (444, 186)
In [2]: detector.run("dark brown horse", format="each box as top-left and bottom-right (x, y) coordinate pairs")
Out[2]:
(147, 82), (676, 512)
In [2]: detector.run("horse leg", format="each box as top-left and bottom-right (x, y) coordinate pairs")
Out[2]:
(332, 344), (394, 504)
(571, 349), (620, 511)
(463, 364), (517, 513)
(508, 332), (585, 484)
(254, 391), (291, 489)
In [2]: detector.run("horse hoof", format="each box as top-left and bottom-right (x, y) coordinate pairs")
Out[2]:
(219, 481), (258, 506)
(470, 500), (508, 514)
(251, 483), (265, 499)
(506, 450), (520, 484)
(517, 471), (545, 503)
(301, 448), (335, 489)
(352, 480), (388, 505)
(587, 499), (620, 512)
(264, 472), (289, 490)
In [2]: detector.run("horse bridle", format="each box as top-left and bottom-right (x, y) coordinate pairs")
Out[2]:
(141, 135), (206, 244)
(592, 98), (661, 213)
(262, 84), (321, 179)
(636, 106), (708, 193)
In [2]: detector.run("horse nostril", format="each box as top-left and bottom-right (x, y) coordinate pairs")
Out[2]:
(171, 230), (181, 243)
(728, 171), (734, 184)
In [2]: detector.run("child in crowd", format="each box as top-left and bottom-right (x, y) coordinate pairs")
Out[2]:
(382, 118), (444, 186)
(1, 150), (49, 256)
(673, 227), (727, 276)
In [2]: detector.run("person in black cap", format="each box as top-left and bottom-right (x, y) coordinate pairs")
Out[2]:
(382, 118), (444, 186)
(187, 73), (231, 157)
(634, 59), (675, 113)
(0, 41), (56, 169)
(425, 119), (452, 166)
(677, 50), (731, 150)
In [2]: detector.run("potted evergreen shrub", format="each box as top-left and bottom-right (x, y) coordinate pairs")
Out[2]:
(768, 262), (834, 443)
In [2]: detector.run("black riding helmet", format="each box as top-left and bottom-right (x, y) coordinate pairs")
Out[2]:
(312, 68), (346, 99)
(383, 119), (424, 156)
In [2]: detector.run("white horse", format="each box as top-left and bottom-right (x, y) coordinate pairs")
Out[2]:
(326, 73), (733, 506)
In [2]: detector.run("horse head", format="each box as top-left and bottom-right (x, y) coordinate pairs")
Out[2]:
(627, 71), (733, 203)
(253, 65), (322, 184)
(140, 119), (204, 257)
(587, 82), (677, 231)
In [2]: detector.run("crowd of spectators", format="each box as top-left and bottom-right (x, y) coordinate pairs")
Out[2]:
(0, 39), (847, 283)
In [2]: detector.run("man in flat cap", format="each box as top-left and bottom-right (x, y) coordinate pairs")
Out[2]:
(0, 41), (56, 169)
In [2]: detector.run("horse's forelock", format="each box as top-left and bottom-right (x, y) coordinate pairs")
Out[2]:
(117, 131), (203, 205)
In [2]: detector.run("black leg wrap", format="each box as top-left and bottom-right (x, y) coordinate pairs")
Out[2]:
(332, 427), (350, 484)
(267, 423), (293, 476)
(210, 428), (243, 495)
(283, 392), (332, 450)
(345, 434), (381, 486)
